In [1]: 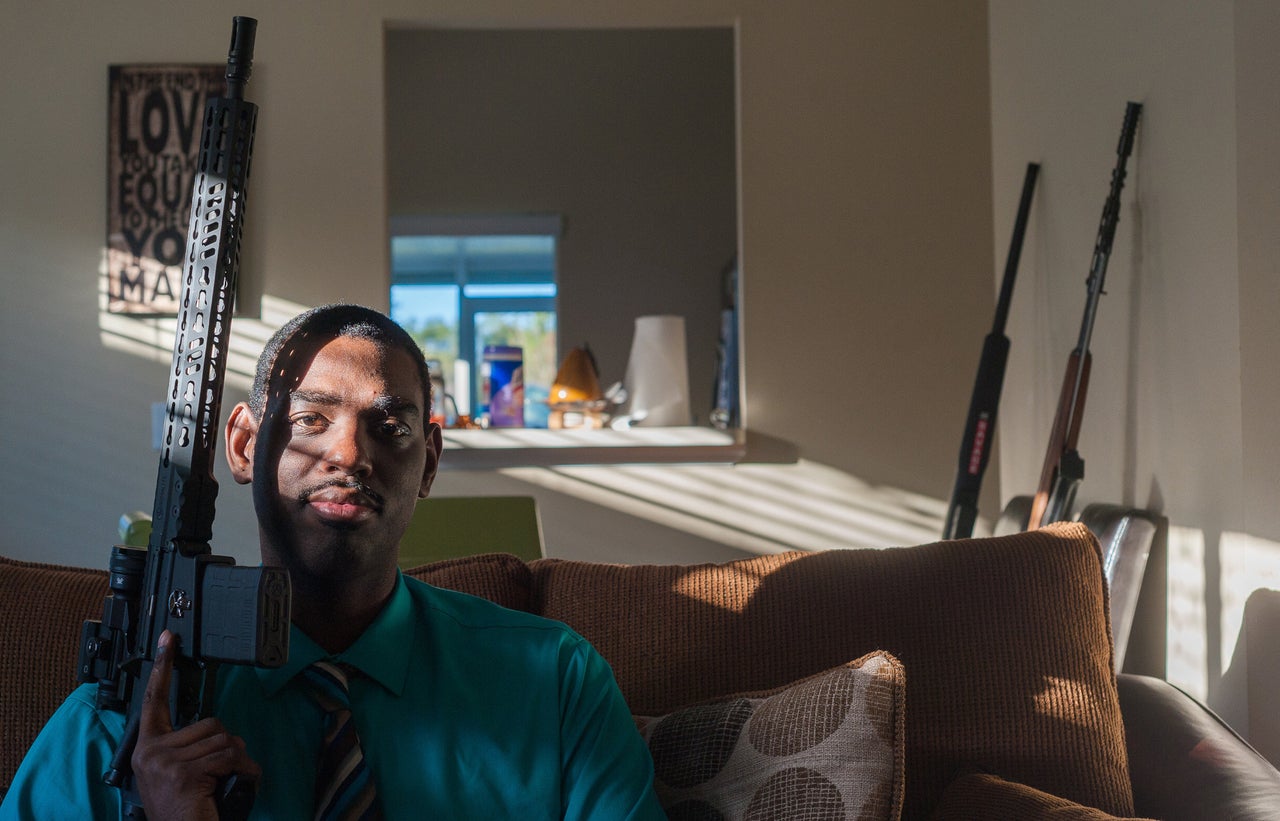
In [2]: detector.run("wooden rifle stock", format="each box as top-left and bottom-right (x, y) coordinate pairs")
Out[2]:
(1025, 102), (1141, 530)
(1027, 351), (1090, 528)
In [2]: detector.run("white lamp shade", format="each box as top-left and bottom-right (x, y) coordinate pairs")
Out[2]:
(618, 315), (691, 427)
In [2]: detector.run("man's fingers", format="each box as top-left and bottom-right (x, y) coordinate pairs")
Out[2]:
(130, 633), (262, 820)
(166, 727), (260, 778)
(163, 720), (251, 763)
(133, 722), (261, 818)
(139, 629), (176, 738)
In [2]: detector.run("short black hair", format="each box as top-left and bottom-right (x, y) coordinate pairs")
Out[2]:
(248, 303), (432, 419)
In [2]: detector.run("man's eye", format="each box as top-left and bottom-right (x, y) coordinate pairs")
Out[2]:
(378, 419), (413, 437)
(289, 413), (327, 430)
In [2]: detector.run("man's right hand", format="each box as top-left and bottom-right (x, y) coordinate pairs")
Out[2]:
(131, 630), (261, 821)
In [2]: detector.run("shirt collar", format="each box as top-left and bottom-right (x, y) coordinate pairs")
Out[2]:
(256, 570), (415, 698)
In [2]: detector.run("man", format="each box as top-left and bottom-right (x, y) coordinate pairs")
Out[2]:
(2, 304), (664, 820)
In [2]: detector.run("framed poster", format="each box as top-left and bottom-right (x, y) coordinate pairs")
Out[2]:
(107, 64), (224, 314)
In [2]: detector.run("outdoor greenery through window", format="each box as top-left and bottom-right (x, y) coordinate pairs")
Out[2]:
(390, 231), (557, 428)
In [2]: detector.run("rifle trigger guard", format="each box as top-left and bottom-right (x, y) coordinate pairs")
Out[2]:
(168, 589), (194, 618)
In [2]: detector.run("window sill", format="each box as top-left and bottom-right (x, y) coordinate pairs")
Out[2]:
(437, 426), (797, 470)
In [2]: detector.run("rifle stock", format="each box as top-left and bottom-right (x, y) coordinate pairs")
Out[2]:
(1025, 102), (1141, 530)
(1027, 351), (1090, 529)
(77, 18), (289, 819)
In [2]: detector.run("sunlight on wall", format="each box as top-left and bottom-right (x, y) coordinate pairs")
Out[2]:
(501, 459), (951, 556)
(1164, 525), (1280, 704)
(1167, 525), (1208, 700)
(1219, 531), (1280, 673)
(96, 256), (309, 393)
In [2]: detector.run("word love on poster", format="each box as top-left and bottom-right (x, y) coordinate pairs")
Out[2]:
(107, 64), (224, 314)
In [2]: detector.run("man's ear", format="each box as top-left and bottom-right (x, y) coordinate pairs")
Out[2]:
(225, 402), (259, 485)
(418, 421), (444, 499)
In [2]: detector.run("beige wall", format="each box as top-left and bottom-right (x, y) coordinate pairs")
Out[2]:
(1230, 0), (1280, 764)
(1236, 0), (1280, 549)
(989, 0), (1280, 759)
(0, 0), (992, 570)
(384, 27), (738, 426)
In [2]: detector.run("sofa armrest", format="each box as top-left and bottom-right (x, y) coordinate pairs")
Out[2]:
(1118, 673), (1280, 820)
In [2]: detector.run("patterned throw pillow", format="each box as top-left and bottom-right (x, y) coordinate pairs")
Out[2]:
(635, 651), (905, 821)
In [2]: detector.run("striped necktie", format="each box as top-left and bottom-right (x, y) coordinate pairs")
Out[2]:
(300, 661), (384, 821)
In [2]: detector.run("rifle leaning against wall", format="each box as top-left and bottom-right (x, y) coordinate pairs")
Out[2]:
(942, 162), (1039, 540)
(77, 17), (290, 819)
(1025, 101), (1142, 530)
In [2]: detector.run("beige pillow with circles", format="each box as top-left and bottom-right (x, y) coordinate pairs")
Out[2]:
(635, 651), (905, 821)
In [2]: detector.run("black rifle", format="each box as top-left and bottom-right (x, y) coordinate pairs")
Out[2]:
(77, 17), (289, 819)
(1026, 102), (1142, 530)
(942, 162), (1039, 540)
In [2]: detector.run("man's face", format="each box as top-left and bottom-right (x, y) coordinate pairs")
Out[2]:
(248, 334), (439, 579)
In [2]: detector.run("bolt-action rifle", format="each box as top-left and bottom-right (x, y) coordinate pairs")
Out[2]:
(1026, 102), (1142, 530)
(942, 162), (1039, 540)
(77, 17), (290, 819)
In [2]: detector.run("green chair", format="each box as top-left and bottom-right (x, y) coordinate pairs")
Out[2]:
(120, 496), (545, 569)
(398, 496), (545, 568)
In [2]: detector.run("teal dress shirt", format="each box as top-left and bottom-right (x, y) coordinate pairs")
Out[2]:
(1, 573), (664, 820)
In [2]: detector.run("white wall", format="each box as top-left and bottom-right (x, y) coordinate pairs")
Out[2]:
(989, 0), (1280, 760)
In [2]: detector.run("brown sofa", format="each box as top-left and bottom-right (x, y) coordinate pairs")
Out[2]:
(3, 523), (1279, 819)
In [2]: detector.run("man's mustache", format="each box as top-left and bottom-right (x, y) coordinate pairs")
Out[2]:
(297, 478), (386, 509)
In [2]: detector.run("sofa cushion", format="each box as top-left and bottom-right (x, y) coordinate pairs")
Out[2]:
(403, 551), (534, 612)
(530, 522), (1133, 819)
(0, 556), (111, 794)
(930, 772), (1156, 820)
(635, 651), (905, 821)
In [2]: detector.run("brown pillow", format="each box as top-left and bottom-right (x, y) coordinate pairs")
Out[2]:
(404, 551), (534, 612)
(931, 772), (1156, 820)
(532, 523), (1133, 818)
(0, 556), (110, 794)
(635, 652), (906, 821)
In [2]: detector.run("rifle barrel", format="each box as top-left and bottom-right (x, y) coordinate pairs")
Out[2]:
(942, 162), (1039, 540)
(91, 20), (285, 820)
(1026, 102), (1140, 530)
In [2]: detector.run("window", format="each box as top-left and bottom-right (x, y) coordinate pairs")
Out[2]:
(390, 216), (559, 428)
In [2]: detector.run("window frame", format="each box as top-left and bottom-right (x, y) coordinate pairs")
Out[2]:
(389, 214), (562, 424)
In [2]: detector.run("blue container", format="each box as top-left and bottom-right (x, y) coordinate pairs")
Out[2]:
(481, 345), (524, 427)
